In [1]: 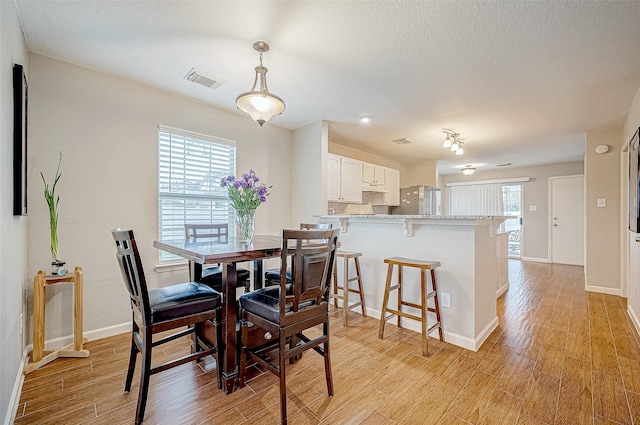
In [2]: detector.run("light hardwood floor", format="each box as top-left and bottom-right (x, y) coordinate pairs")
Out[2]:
(14, 260), (640, 424)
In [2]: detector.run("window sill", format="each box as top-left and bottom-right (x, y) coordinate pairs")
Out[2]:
(154, 260), (189, 273)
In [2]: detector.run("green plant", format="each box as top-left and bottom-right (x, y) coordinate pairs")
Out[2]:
(41, 152), (63, 262)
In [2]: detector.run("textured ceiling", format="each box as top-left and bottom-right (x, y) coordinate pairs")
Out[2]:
(14, 0), (640, 174)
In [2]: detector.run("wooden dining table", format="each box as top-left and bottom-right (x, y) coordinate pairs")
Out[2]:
(153, 234), (282, 393)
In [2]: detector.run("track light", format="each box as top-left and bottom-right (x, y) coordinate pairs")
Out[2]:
(442, 129), (465, 155)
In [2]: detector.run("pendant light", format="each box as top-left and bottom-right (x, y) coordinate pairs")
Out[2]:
(442, 129), (466, 156)
(236, 41), (285, 126)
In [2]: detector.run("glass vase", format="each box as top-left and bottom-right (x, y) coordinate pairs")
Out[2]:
(235, 208), (256, 243)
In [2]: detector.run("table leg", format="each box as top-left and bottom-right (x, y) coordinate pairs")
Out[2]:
(221, 262), (238, 393)
(73, 267), (83, 352)
(253, 260), (264, 290)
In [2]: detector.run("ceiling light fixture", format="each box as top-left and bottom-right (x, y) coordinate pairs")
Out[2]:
(236, 41), (285, 127)
(442, 129), (465, 156)
(462, 165), (476, 175)
(360, 115), (372, 124)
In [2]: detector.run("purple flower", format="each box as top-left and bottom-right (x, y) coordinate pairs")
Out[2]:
(219, 169), (271, 209)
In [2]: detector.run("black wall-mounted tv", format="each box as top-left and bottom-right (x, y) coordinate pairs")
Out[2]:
(630, 128), (640, 233)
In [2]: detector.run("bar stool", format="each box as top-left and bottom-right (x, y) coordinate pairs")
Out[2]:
(331, 251), (367, 326)
(378, 257), (443, 356)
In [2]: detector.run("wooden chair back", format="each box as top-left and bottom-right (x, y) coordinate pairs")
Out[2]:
(185, 223), (229, 241)
(112, 228), (152, 325)
(279, 228), (340, 324)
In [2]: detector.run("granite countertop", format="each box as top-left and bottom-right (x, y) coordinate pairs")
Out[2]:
(320, 214), (509, 220)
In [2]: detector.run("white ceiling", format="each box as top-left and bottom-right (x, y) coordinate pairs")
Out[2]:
(14, 0), (640, 174)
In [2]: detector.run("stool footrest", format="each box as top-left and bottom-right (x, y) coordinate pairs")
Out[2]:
(381, 308), (422, 323)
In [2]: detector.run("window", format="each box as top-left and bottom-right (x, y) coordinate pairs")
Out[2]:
(158, 126), (236, 261)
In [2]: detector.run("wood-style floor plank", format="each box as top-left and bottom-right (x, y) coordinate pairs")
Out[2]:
(13, 260), (640, 424)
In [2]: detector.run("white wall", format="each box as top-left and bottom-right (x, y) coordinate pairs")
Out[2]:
(440, 161), (585, 261)
(1, 3), (29, 423)
(25, 54), (293, 343)
(585, 128), (621, 293)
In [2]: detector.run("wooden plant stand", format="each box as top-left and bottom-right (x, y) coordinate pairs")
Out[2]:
(24, 266), (90, 374)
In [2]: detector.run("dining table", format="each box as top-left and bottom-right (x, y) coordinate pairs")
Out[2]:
(153, 234), (282, 393)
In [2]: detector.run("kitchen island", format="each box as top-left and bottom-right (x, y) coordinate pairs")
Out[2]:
(318, 214), (508, 351)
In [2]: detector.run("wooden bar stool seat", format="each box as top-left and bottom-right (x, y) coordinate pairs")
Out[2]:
(331, 250), (367, 326)
(378, 257), (443, 356)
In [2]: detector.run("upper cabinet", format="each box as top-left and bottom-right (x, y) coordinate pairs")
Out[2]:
(328, 154), (363, 203)
(382, 168), (400, 206)
(362, 162), (385, 190)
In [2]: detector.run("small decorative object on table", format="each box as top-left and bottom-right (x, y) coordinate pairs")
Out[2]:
(220, 169), (271, 243)
(41, 152), (66, 274)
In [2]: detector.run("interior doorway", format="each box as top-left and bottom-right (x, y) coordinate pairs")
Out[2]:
(549, 175), (585, 266)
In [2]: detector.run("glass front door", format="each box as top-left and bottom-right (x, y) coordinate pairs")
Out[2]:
(503, 184), (522, 258)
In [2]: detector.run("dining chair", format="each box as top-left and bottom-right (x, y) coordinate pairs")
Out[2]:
(184, 223), (251, 293)
(111, 229), (223, 425)
(263, 223), (333, 287)
(238, 228), (340, 425)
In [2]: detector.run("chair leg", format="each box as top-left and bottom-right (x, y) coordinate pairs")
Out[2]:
(397, 265), (403, 328)
(238, 320), (249, 388)
(354, 257), (367, 317)
(420, 269), (428, 356)
(215, 314), (224, 389)
(431, 269), (444, 341)
(378, 263), (394, 339)
(135, 326), (153, 425)
(124, 321), (139, 392)
(279, 336), (288, 425)
(342, 256), (349, 326)
(323, 320), (334, 397)
(332, 261), (339, 309)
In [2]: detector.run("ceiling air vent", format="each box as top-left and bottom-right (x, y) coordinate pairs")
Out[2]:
(184, 68), (226, 89)
(497, 163), (513, 167)
(392, 137), (414, 145)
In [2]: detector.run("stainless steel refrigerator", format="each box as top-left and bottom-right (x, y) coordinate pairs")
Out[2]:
(391, 185), (441, 215)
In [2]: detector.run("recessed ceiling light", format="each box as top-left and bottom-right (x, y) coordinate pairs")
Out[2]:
(360, 115), (373, 123)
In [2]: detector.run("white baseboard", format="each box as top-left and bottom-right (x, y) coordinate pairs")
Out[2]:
(5, 347), (29, 425)
(627, 305), (640, 337)
(521, 257), (550, 263)
(585, 285), (620, 296)
(358, 304), (496, 352)
(26, 322), (131, 352)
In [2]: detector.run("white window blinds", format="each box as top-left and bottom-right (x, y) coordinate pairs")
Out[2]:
(449, 183), (505, 216)
(158, 126), (236, 261)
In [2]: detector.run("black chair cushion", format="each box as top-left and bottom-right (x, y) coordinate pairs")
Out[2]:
(239, 285), (312, 324)
(148, 282), (221, 323)
(201, 266), (250, 287)
(264, 268), (292, 284)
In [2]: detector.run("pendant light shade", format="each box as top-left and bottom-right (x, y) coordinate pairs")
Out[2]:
(236, 41), (285, 126)
(462, 165), (476, 175)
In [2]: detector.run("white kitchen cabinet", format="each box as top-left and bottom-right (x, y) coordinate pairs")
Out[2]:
(382, 168), (400, 206)
(362, 162), (385, 189)
(327, 154), (363, 203)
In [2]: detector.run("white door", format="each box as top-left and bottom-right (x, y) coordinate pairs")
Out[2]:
(550, 175), (585, 265)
